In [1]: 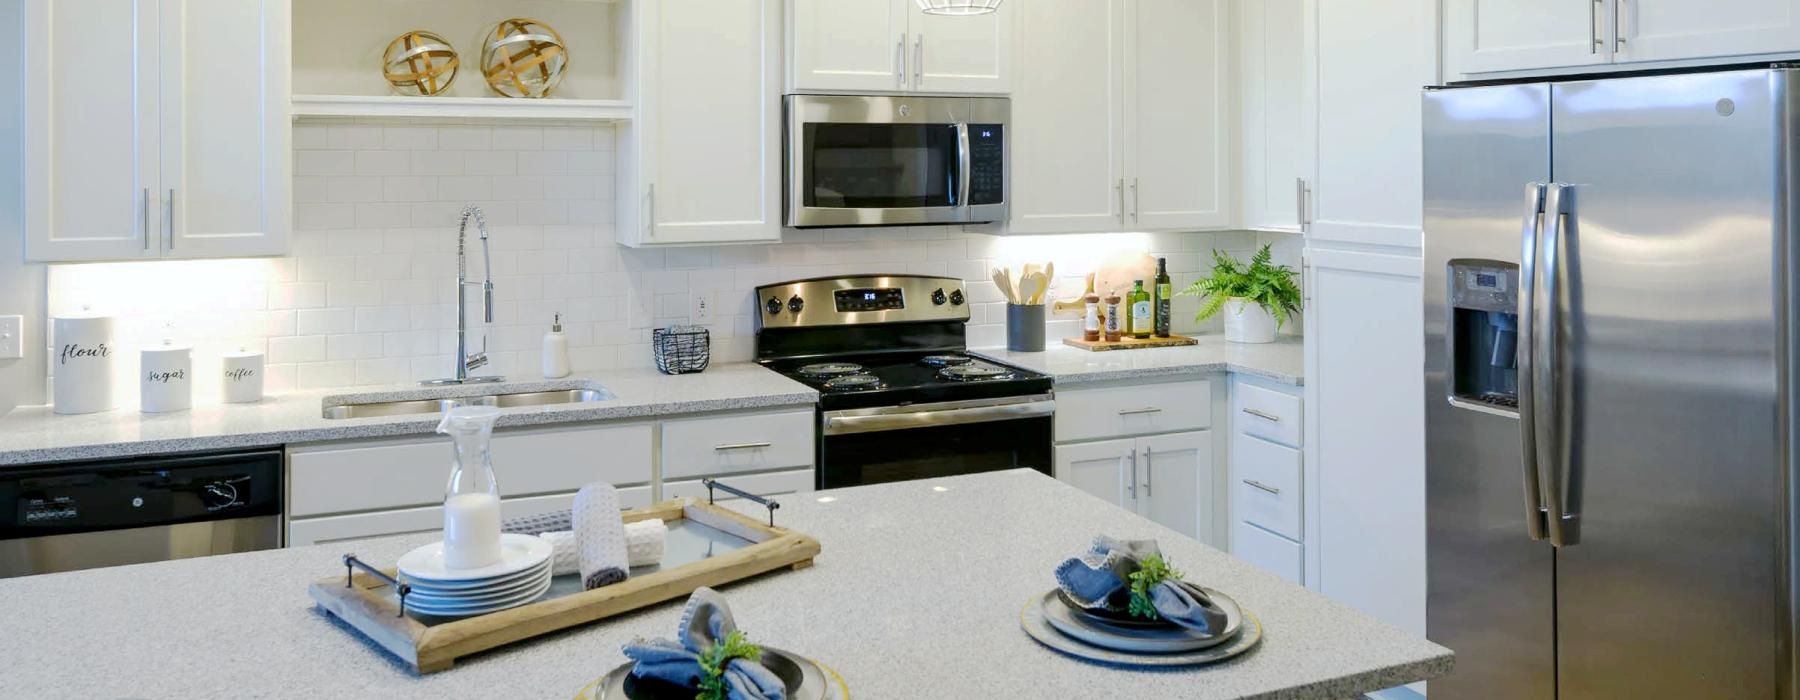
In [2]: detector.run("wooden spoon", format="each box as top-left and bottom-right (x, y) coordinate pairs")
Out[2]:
(992, 267), (1017, 304)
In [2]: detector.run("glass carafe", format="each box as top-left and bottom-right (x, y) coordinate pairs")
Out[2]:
(438, 405), (503, 569)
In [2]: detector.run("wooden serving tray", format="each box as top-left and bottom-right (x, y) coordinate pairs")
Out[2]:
(1063, 334), (1200, 352)
(309, 498), (821, 674)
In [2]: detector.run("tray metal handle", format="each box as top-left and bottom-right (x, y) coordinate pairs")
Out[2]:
(343, 553), (411, 618)
(702, 478), (782, 527)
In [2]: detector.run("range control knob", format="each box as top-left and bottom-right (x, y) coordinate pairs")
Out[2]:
(787, 295), (805, 313)
(765, 297), (782, 316)
(200, 481), (239, 511)
(948, 289), (965, 306)
(931, 288), (948, 305)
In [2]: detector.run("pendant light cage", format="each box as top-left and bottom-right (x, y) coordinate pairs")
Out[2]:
(914, 0), (1004, 16)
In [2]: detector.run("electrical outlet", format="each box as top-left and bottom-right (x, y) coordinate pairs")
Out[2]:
(691, 294), (712, 323)
(0, 315), (21, 360)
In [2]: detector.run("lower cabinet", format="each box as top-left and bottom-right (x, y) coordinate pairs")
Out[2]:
(1053, 377), (1218, 545)
(287, 488), (652, 547)
(1227, 375), (1307, 584)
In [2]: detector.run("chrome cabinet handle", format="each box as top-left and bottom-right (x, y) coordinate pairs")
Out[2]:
(1241, 407), (1280, 422)
(1127, 449), (1138, 501)
(1517, 183), (1549, 541)
(1117, 407), (1162, 416)
(1295, 177), (1311, 230)
(1243, 479), (1280, 496)
(1130, 177), (1140, 222)
(1613, 0), (1627, 52)
(141, 188), (150, 250)
(714, 442), (772, 452)
(913, 34), (923, 87)
(1538, 183), (1581, 547)
(165, 189), (175, 251)
(1590, 0), (1604, 53)
(896, 34), (907, 87)
(1142, 447), (1153, 497)
(646, 183), (656, 238)
(1117, 179), (1126, 224)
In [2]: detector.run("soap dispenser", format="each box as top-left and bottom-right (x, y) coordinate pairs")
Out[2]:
(542, 313), (571, 379)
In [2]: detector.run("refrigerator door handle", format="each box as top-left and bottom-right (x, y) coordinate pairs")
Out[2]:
(1538, 183), (1582, 547)
(1517, 182), (1550, 541)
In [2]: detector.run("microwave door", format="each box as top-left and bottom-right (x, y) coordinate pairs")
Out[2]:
(791, 121), (965, 227)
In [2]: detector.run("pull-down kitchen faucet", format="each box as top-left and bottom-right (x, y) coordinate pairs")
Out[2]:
(422, 205), (503, 386)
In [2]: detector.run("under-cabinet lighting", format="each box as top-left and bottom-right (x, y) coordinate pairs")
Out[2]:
(932, 486), (949, 492)
(816, 496), (838, 503)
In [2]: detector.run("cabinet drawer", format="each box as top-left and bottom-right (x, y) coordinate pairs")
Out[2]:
(661, 410), (814, 480)
(1232, 522), (1302, 584)
(289, 423), (654, 517)
(1232, 433), (1302, 540)
(663, 468), (815, 503)
(1055, 380), (1211, 442)
(1233, 380), (1301, 447)
(286, 487), (652, 547)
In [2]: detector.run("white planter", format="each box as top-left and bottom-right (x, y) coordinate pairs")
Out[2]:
(1223, 298), (1277, 344)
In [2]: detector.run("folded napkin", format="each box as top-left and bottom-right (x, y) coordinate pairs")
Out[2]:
(622, 587), (785, 700)
(539, 519), (668, 575)
(1054, 535), (1230, 635)
(574, 484), (629, 590)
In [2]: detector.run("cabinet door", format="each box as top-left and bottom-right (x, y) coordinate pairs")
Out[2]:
(789, 0), (909, 92)
(625, 0), (781, 246)
(1304, 248), (1425, 637)
(1007, 0), (1125, 234)
(24, 0), (162, 262)
(1238, 0), (1313, 232)
(1618, 0), (1800, 64)
(1137, 431), (1211, 543)
(160, 0), (289, 258)
(1054, 439), (1136, 510)
(907, 0), (1013, 94)
(1124, 0), (1229, 230)
(1443, 0), (1609, 77)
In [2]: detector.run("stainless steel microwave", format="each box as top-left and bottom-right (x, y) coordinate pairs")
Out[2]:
(785, 94), (1008, 228)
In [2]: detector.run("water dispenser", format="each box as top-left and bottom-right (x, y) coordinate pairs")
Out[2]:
(1447, 260), (1519, 412)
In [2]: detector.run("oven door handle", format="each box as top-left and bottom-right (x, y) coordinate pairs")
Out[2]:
(956, 122), (972, 212)
(823, 399), (1054, 436)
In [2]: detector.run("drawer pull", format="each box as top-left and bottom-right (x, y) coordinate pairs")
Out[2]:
(1241, 408), (1281, 422)
(713, 442), (772, 452)
(1243, 479), (1281, 495)
(1117, 407), (1163, 416)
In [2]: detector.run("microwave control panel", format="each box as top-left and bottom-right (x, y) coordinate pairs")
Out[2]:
(968, 124), (1004, 205)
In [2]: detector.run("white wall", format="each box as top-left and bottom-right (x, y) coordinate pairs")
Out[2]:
(0, 0), (47, 413)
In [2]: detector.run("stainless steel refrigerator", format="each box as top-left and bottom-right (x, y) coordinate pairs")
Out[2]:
(1424, 67), (1796, 698)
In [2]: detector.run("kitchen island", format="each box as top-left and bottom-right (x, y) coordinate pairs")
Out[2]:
(0, 470), (1450, 698)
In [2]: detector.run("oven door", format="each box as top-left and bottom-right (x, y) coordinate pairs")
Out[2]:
(818, 395), (1054, 489)
(786, 95), (1006, 228)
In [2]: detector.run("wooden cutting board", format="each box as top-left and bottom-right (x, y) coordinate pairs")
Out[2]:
(1063, 334), (1200, 352)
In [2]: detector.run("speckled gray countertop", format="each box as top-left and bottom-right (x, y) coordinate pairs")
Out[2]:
(976, 333), (1304, 386)
(0, 470), (1450, 699)
(0, 364), (815, 467)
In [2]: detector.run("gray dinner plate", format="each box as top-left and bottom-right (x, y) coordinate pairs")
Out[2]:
(586, 647), (843, 700)
(1039, 588), (1243, 653)
(1023, 594), (1263, 668)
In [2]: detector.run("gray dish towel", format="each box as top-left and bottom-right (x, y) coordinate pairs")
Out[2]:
(1054, 535), (1231, 635)
(622, 587), (786, 700)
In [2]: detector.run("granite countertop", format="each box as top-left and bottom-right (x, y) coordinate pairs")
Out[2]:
(976, 333), (1304, 386)
(0, 364), (816, 467)
(0, 469), (1449, 698)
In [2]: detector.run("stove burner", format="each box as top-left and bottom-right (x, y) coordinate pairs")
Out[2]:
(939, 365), (1014, 382)
(918, 354), (974, 367)
(823, 374), (884, 391)
(797, 362), (865, 378)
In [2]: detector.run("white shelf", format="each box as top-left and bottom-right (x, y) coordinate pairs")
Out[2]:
(291, 94), (632, 122)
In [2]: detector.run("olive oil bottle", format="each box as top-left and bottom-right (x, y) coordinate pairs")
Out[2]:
(1153, 257), (1172, 338)
(1128, 280), (1152, 339)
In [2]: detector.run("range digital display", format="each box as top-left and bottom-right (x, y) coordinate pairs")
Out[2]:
(834, 288), (904, 312)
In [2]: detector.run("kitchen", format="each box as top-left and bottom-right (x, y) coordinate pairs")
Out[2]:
(0, 0), (1793, 697)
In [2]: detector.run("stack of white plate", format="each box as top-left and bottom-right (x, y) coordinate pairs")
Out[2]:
(396, 533), (554, 617)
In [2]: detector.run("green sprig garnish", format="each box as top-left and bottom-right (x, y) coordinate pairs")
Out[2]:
(1126, 553), (1185, 620)
(696, 630), (763, 700)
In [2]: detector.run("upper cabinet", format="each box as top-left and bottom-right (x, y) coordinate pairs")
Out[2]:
(24, 0), (290, 262)
(1236, 0), (1314, 233)
(788, 0), (1013, 94)
(1445, 0), (1800, 80)
(1006, 0), (1228, 234)
(617, 0), (782, 247)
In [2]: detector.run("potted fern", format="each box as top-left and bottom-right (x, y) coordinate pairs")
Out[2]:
(1179, 245), (1302, 344)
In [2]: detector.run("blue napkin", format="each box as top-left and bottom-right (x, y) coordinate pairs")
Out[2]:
(622, 587), (786, 700)
(1054, 536), (1230, 636)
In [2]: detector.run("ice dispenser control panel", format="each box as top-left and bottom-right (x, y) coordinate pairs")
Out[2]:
(1448, 261), (1519, 413)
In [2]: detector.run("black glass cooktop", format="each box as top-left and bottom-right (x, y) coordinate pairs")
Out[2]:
(764, 351), (1052, 410)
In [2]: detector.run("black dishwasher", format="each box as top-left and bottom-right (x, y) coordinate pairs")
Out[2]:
(0, 449), (283, 578)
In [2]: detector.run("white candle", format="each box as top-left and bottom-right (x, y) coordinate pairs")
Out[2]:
(443, 492), (502, 570)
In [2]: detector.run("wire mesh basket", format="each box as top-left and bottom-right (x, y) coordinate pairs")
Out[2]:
(652, 326), (710, 375)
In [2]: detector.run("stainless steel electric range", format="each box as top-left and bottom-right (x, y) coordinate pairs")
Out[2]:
(754, 274), (1054, 489)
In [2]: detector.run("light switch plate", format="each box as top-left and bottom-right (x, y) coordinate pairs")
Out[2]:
(0, 315), (22, 359)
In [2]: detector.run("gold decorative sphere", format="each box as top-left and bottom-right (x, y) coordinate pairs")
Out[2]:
(382, 30), (460, 96)
(479, 18), (568, 98)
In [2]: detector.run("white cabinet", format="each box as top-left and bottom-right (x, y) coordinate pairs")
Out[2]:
(1237, 0), (1314, 233)
(1054, 378), (1212, 443)
(788, 0), (1012, 94)
(618, 0), (781, 247)
(1056, 438), (1136, 508)
(1226, 375), (1306, 583)
(1444, 0), (1800, 79)
(1055, 432), (1213, 541)
(1007, 0), (1228, 234)
(1618, 0), (1800, 64)
(23, 0), (289, 262)
(659, 409), (815, 480)
(1442, 0), (1608, 76)
(287, 489), (653, 547)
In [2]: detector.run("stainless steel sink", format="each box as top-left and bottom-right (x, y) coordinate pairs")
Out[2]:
(322, 389), (609, 420)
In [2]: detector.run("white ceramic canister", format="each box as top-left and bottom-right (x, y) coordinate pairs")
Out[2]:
(52, 314), (116, 415)
(221, 348), (265, 403)
(140, 343), (193, 413)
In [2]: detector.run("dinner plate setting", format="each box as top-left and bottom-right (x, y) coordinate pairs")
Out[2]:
(1021, 588), (1263, 667)
(395, 533), (554, 617)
